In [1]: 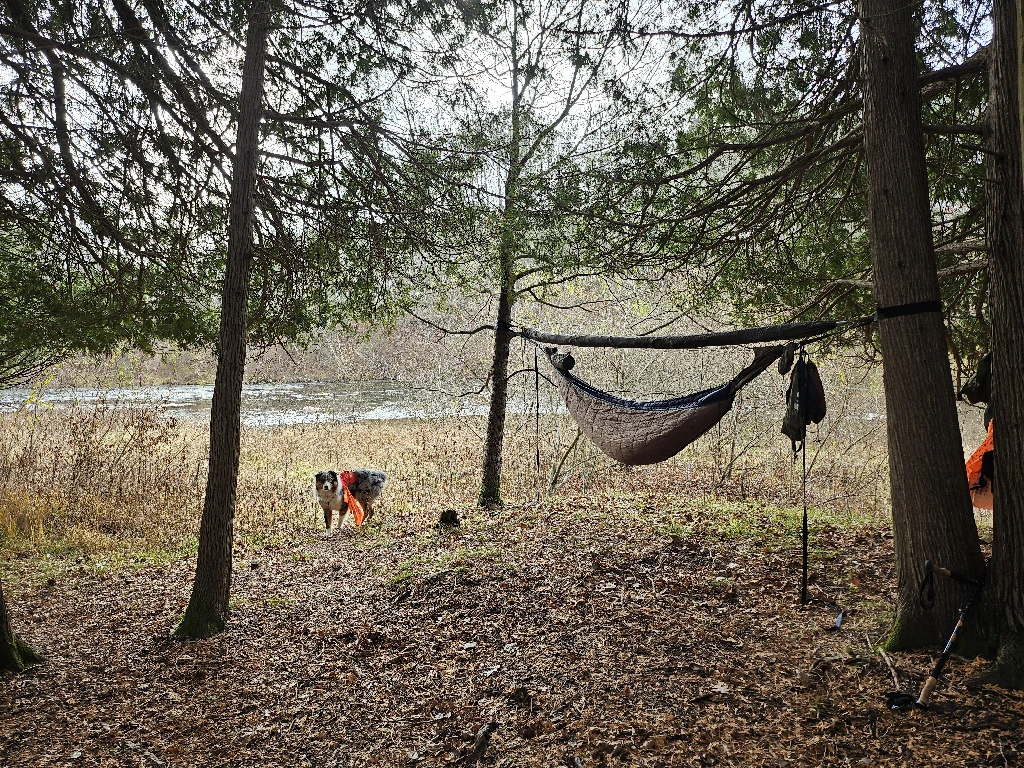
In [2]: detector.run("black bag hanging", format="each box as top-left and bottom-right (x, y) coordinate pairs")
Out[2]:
(782, 349), (827, 453)
(958, 352), (993, 427)
(780, 348), (838, 618)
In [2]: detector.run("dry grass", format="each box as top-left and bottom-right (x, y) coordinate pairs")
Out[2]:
(0, 399), (565, 569)
(0, 401), (199, 561)
(0, 368), (898, 580)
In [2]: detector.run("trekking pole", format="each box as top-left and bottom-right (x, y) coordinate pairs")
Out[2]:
(915, 565), (984, 708)
(886, 560), (985, 710)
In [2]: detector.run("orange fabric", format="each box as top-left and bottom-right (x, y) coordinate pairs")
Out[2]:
(340, 471), (367, 526)
(966, 421), (994, 510)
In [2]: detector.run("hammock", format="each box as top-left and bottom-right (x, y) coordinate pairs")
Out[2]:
(548, 346), (785, 465)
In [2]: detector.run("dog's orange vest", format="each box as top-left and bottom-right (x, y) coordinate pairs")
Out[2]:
(340, 471), (368, 526)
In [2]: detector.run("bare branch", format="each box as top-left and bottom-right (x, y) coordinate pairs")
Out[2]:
(407, 310), (495, 337)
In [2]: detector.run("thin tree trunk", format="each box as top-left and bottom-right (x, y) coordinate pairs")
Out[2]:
(858, 0), (986, 649)
(980, 0), (1024, 687)
(0, 576), (42, 673)
(479, 267), (514, 507)
(176, 0), (270, 638)
(478, 2), (523, 508)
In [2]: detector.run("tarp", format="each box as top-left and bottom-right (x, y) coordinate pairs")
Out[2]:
(966, 421), (994, 510)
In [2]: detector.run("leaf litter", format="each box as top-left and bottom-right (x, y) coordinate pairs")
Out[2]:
(2, 494), (1022, 767)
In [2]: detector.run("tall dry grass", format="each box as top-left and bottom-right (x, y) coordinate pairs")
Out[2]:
(1, 358), (904, 571)
(0, 400), (201, 558)
(0, 396), (567, 563)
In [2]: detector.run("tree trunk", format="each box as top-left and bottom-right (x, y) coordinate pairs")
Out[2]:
(0, 576), (42, 673)
(478, 266), (514, 508)
(859, 0), (986, 649)
(478, 4), (523, 509)
(176, 0), (270, 639)
(979, 0), (1024, 687)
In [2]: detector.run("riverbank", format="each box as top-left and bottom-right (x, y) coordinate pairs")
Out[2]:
(1, 391), (898, 579)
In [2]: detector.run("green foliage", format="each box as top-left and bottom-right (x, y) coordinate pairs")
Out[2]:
(608, 0), (991, 368)
(398, 0), (673, 315)
(0, 0), (465, 383)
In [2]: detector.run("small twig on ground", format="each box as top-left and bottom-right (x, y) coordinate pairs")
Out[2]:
(879, 648), (901, 690)
(865, 631), (902, 690)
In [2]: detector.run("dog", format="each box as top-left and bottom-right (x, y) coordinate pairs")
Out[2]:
(315, 469), (386, 530)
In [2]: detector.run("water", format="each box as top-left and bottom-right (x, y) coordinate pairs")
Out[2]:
(0, 381), (498, 427)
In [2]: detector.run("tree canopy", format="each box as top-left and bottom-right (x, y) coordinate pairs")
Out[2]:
(596, 0), (991, 372)
(0, 0), (462, 384)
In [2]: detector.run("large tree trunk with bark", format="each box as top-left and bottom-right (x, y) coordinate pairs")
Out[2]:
(176, 1), (270, 639)
(0, 577), (42, 673)
(859, 0), (986, 649)
(978, 0), (1024, 688)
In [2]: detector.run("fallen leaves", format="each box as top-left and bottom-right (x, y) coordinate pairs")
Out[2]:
(1, 496), (1022, 767)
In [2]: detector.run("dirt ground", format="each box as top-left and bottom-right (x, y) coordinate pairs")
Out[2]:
(3, 498), (1022, 767)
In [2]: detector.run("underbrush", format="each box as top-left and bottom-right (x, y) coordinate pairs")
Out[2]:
(0, 400), (564, 571)
(0, 401), (200, 562)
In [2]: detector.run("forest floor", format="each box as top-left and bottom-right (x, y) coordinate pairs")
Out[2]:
(2, 494), (1021, 768)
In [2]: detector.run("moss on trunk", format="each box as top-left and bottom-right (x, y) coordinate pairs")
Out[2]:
(0, 633), (43, 673)
(174, 598), (227, 639)
(991, 633), (1024, 688)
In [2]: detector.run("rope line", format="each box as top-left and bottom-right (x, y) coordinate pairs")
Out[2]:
(534, 346), (541, 497)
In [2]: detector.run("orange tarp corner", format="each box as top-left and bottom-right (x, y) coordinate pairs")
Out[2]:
(966, 421), (994, 510)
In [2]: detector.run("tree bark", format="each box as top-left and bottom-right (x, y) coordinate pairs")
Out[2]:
(176, 0), (270, 638)
(0, 576), (42, 673)
(979, 0), (1024, 687)
(858, 0), (986, 649)
(479, 264), (515, 508)
(478, 3), (523, 508)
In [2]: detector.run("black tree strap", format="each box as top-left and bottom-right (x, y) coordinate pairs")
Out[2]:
(874, 300), (943, 321)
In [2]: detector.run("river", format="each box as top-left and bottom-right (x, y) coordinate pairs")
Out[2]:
(0, 381), (506, 427)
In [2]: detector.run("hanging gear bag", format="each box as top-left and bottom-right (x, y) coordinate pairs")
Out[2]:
(782, 351), (827, 452)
